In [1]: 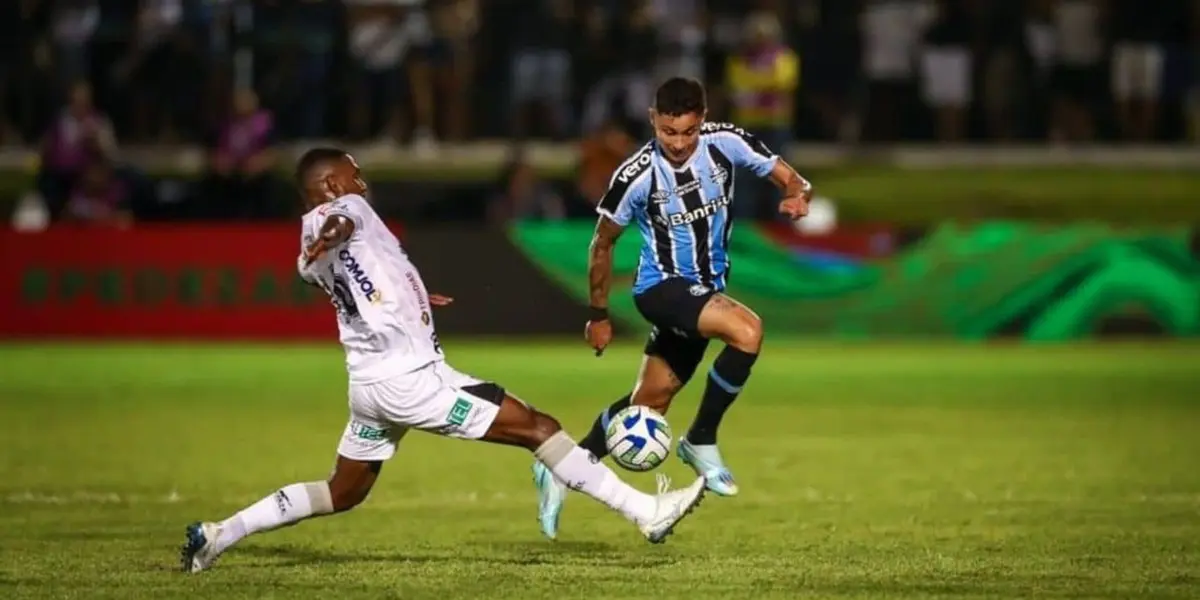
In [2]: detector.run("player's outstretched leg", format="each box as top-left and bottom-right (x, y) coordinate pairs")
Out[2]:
(491, 392), (705, 544)
(535, 391), (631, 540)
(180, 456), (380, 573)
(680, 294), (764, 497)
(534, 352), (694, 539)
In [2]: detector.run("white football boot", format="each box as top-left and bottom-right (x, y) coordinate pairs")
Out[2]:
(179, 521), (223, 573)
(638, 474), (707, 543)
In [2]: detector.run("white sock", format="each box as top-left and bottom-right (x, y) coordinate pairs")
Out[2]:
(536, 433), (657, 524)
(213, 481), (334, 554)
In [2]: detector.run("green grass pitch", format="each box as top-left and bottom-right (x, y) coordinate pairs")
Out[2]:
(1, 340), (1198, 599)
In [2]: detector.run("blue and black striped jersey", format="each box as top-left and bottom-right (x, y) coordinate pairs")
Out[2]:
(596, 122), (779, 295)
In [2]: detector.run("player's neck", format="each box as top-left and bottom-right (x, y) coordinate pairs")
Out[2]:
(656, 142), (698, 169)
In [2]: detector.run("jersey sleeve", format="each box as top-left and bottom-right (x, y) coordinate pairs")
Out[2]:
(595, 167), (649, 227)
(322, 193), (372, 231)
(711, 125), (779, 178)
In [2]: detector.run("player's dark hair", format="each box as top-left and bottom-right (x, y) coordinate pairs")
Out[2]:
(294, 147), (348, 187)
(654, 77), (706, 117)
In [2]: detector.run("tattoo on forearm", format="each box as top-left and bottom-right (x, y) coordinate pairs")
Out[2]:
(587, 218), (623, 308)
(770, 161), (811, 197)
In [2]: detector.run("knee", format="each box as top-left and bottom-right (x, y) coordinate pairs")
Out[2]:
(728, 314), (764, 353)
(328, 482), (369, 513)
(632, 382), (679, 414)
(518, 410), (563, 451)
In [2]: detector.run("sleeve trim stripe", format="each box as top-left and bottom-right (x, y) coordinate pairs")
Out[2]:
(597, 168), (651, 213)
(713, 130), (775, 160)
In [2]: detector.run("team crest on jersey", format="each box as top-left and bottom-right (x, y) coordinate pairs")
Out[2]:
(688, 284), (710, 296)
(710, 166), (729, 185)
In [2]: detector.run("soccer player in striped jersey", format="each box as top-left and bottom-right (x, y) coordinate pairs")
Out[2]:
(532, 77), (810, 539)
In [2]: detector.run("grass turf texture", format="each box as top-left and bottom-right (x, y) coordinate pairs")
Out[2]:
(1, 340), (1198, 599)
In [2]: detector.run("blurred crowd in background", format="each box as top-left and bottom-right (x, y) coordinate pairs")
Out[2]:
(4, 0), (1199, 227)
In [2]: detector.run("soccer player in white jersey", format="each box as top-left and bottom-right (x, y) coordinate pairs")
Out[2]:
(179, 148), (706, 573)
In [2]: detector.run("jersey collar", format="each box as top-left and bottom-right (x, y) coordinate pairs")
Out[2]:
(655, 140), (703, 172)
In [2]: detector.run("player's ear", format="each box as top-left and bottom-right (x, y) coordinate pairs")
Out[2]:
(320, 176), (338, 200)
(647, 108), (656, 125)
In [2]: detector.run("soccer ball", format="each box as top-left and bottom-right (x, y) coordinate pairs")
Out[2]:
(605, 405), (672, 472)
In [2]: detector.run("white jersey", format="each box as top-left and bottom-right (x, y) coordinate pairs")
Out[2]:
(298, 194), (443, 382)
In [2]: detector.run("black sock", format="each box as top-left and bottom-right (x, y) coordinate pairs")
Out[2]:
(687, 347), (758, 445)
(578, 394), (632, 458)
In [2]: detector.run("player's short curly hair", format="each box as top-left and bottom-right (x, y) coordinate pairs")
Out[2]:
(654, 77), (706, 117)
(294, 147), (348, 187)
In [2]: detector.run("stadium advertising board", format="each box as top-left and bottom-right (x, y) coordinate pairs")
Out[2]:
(0, 224), (588, 339)
(0, 225), (339, 339)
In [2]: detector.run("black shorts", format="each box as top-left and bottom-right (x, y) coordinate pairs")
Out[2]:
(633, 278), (715, 384)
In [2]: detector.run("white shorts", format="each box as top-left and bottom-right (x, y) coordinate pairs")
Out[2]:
(337, 361), (503, 462)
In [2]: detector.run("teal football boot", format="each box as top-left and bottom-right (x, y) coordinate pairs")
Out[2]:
(676, 438), (739, 496)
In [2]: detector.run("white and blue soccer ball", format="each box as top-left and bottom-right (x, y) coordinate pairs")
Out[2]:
(605, 405), (672, 472)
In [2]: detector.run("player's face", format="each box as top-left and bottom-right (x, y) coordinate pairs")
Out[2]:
(329, 155), (368, 199)
(650, 110), (703, 166)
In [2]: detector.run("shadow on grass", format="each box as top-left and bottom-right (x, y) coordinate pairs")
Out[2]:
(227, 539), (679, 570)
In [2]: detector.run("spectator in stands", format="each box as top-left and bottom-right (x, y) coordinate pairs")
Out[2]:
(789, 0), (860, 142)
(648, 0), (706, 84)
(1048, 0), (1104, 142)
(1109, 0), (1176, 141)
(62, 159), (132, 227)
(487, 151), (566, 225)
(346, 0), (435, 146)
(428, 0), (480, 142)
(859, 0), (935, 141)
(111, 0), (204, 142)
(254, 0), (339, 139)
(507, 0), (575, 139)
(919, 0), (973, 141)
(200, 87), (279, 220)
(49, 0), (99, 101)
(1189, 0), (1200, 142)
(36, 81), (117, 220)
(581, 0), (658, 135)
(577, 117), (636, 204)
(726, 11), (799, 218)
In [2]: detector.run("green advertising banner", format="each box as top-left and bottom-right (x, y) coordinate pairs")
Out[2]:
(511, 221), (1200, 341)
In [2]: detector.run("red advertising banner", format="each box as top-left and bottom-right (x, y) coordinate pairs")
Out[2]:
(0, 224), (401, 339)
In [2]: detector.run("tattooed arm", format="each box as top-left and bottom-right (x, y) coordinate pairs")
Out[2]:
(588, 216), (625, 312)
(768, 159), (812, 220)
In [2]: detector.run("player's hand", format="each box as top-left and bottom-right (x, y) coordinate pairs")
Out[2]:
(429, 293), (454, 307)
(585, 318), (613, 357)
(778, 195), (810, 220)
(302, 240), (327, 266)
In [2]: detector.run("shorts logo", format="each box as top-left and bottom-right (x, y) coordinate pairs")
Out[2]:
(447, 398), (473, 427)
(688, 284), (710, 296)
(421, 311), (431, 326)
(350, 420), (388, 441)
